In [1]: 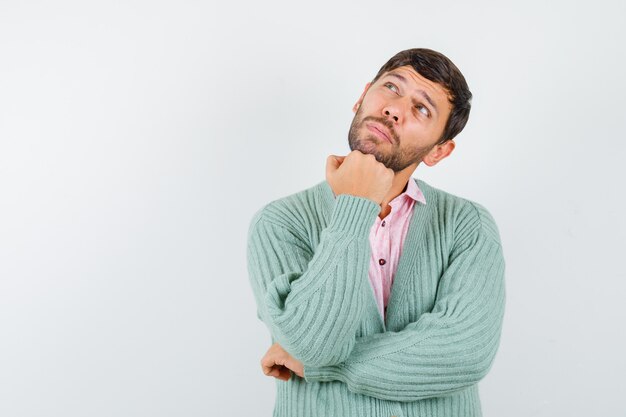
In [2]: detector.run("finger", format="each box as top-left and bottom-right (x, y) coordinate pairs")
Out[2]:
(326, 155), (339, 176)
(261, 358), (274, 376)
(277, 368), (292, 381)
(273, 366), (292, 381)
(265, 365), (291, 381)
(326, 155), (345, 175)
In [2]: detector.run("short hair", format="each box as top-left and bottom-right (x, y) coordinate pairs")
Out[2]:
(371, 48), (472, 145)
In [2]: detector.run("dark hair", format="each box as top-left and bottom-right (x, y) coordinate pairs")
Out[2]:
(371, 48), (472, 145)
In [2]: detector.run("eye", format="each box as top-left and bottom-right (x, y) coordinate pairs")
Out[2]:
(416, 104), (430, 117)
(384, 82), (399, 93)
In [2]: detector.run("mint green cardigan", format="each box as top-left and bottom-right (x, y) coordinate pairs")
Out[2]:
(247, 178), (506, 417)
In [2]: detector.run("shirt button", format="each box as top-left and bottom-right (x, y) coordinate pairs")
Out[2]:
(379, 258), (386, 266)
(381, 220), (386, 227)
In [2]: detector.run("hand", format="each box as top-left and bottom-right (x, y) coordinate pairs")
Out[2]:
(326, 150), (394, 205)
(260, 343), (304, 381)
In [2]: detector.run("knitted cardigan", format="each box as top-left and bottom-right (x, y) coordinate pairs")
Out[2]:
(246, 177), (506, 417)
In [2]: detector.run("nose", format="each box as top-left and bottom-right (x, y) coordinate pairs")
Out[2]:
(383, 108), (399, 123)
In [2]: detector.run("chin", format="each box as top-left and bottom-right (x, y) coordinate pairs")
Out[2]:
(351, 134), (383, 153)
(351, 142), (377, 156)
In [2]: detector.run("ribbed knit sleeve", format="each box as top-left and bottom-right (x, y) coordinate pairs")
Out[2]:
(303, 202), (506, 402)
(247, 194), (380, 367)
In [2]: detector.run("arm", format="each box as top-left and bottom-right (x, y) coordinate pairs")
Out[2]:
(302, 203), (506, 402)
(247, 193), (379, 367)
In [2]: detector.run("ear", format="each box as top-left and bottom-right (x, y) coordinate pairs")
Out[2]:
(352, 82), (372, 113)
(422, 140), (455, 167)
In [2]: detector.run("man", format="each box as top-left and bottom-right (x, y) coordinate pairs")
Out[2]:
(247, 48), (505, 417)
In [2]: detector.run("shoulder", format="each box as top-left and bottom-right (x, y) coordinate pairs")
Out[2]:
(416, 178), (502, 245)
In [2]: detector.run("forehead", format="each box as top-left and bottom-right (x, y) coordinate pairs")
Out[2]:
(379, 65), (452, 113)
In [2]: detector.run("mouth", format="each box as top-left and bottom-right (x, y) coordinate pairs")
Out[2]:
(366, 123), (393, 144)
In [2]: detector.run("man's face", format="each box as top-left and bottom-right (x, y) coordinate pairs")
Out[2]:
(348, 65), (453, 172)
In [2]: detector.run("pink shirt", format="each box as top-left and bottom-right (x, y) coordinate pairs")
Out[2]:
(368, 178), (426, 321)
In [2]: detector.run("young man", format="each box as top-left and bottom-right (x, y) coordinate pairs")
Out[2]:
(247, 48), (505, 417)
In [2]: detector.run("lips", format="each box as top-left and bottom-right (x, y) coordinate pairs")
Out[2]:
(366, 123), (393, 144)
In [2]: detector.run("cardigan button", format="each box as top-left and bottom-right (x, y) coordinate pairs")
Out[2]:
(379, 258), (386, 266)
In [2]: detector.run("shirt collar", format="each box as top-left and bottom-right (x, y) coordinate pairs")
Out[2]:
(389, 177), (426, 207)
(403, 176), (427, 205)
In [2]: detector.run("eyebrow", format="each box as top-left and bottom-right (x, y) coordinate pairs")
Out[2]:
(384, 72), (439, 115)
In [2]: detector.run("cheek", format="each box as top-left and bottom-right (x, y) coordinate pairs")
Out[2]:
(400, 125), (429, 144)
(409, 120), (433, 136)
(360, 97), (386, 115)
(403, 122), (422, 136)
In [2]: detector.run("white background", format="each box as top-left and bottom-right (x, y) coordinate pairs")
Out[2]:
(1, 1), (625, 416)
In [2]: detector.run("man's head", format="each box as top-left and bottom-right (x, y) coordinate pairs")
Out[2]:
(348, 48), (472, 173)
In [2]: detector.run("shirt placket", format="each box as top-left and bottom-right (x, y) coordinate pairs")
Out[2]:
(380, 216), (392, 318)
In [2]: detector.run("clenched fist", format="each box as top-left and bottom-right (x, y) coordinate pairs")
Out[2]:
(326, 150), (394, 205)
(260, 343), (304, 381)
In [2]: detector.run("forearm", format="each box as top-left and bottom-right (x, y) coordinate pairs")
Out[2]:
(304, 233), (506, 401)
(248, 194), (379, 366)
(304, 297), (505, 401)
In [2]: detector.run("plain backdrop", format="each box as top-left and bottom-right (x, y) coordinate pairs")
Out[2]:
(1, 1), (625, 416)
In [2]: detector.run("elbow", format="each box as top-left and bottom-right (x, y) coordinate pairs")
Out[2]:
(466, 342), (501, 385)
(467, 308), (504, 384)
(466, 362), (492, 386)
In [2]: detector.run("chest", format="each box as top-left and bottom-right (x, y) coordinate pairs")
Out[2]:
(310, 216), (450, 335)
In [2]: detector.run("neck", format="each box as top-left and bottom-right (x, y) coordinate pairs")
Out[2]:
(378, 162), (419, 220)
